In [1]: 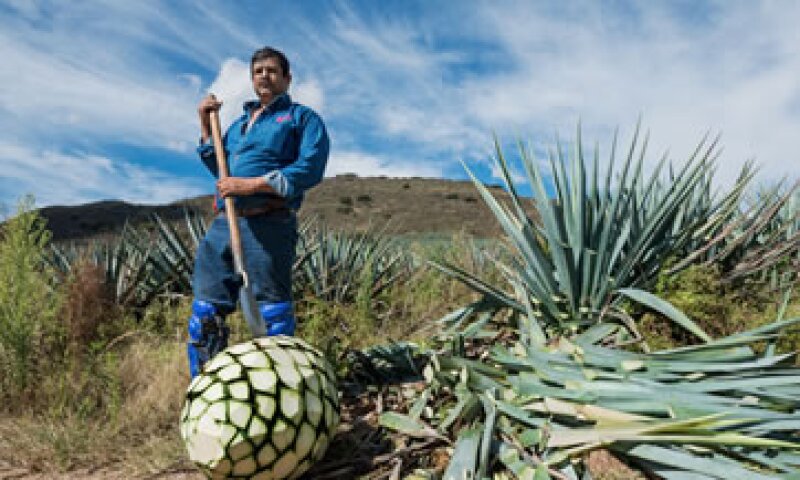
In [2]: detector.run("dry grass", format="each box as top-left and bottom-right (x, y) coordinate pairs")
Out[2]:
(110, 339), (191, 472)
(0, 339), (192, 476)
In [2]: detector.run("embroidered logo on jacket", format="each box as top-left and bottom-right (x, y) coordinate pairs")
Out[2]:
(276, 114), (292, 123)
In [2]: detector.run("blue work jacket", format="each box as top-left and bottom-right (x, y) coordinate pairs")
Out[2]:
(197, 94), (330, 211)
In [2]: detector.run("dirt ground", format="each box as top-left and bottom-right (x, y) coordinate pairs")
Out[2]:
(0, 463), (202, 479)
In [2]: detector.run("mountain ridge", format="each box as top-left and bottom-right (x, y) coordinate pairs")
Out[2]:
(35, 175), (532, 242)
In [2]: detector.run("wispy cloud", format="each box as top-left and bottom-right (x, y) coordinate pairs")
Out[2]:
(0, 142), (205, 207)
(0, 1), (798, 208)
(327, 150), (443, 179)
(460, 1), (800, 185)
(0, 3), (211, 150)
(298, 1), (800, 186)
(206, 59), (253, 129)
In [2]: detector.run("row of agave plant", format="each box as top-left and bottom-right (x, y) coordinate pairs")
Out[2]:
(47, 211), (413, 313)
(370, 126), (800, 478)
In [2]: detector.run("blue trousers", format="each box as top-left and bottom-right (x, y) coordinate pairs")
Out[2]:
(192, 211), (298, 313)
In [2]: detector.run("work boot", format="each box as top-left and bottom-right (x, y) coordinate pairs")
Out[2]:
(187, 300), (229, 378)
(260, 301), (295, 336)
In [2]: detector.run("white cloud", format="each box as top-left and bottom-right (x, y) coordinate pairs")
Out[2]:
(489, 161), (526, 186)
(0, 29), (199, 150)
(207, 58), (253, 129)
(376, 104), (479, 153)
(327, 151), (443, 179)
(0, 1), (279, 160)
(458, 1), (800, 187)
(296, 2), (800, 189)
(0, 142), (205, 207)
(293, 78), (325, 114)
(285, 6), (485, 182)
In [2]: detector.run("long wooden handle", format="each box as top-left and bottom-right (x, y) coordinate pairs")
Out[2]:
(208, 108), (265, 337)
(209, 109), (247, 276)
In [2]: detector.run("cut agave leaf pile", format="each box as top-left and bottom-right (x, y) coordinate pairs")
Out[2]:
(180, 336), (340, 479)
(380, 315), (800, 478)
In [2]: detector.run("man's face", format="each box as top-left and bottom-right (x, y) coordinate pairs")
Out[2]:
(251, 57), (291, 103)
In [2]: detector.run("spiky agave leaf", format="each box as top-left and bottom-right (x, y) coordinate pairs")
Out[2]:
(345, 341), (425, 385)
(47, 208), (208, 310)
(432, 127), (751, 339)
(672, 181), (800, 289)
(293, 218), (413, 304)
(144, 208), (208, 297)
(381, 311), (800, 478)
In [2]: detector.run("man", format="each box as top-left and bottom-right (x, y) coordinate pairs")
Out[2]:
(188, 46), (330, 377)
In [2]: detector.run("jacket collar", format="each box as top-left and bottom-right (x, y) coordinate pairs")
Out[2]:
(243, 93), (291, 114)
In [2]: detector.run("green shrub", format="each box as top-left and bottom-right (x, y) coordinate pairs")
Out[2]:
(638, 262), (785, 350)
(0, 196), (64, 396)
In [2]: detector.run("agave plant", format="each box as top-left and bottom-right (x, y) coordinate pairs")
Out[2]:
(49, 225), (151, 307)
(52, 211), (413, 314)
(48, 208), (208, 310)
(431, 126), (751, 340)
(142, 208), (208, 297)
(146, 212), (419, 309)
(293, 219), (413, 305)
(344, 341), (424, 385)
(671, 181), (800, 290)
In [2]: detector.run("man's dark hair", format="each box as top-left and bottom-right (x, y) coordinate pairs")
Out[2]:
(251, 46), (290, 77)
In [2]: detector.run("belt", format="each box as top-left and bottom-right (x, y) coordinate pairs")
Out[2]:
(234, 204), (291, 217)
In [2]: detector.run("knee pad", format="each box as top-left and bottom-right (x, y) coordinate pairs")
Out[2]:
(187, 300), (229, 378)
(260, 301), (295, 337)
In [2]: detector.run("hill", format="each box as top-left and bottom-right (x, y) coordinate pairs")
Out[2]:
(37, 175), (534, 243)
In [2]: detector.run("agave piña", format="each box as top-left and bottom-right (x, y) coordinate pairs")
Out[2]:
(180, 336), (339, 479)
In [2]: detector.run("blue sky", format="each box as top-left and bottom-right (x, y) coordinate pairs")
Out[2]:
(1, 0), (798, 209)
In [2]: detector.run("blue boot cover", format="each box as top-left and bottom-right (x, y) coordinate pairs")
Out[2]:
(260, 301), (296, 336)
(187, 300), (229, 378)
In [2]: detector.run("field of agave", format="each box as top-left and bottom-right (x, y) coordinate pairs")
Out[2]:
(0, 126), (799, 478)
(363, 130), (800, 479)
